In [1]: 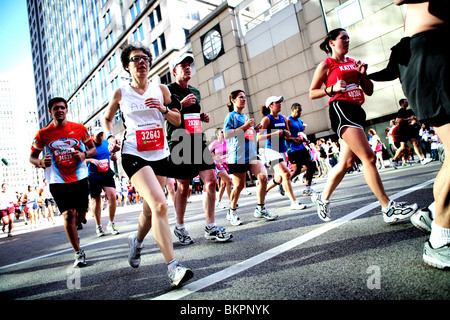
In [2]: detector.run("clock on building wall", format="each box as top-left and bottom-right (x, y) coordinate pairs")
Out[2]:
(201, 24), (225, 65)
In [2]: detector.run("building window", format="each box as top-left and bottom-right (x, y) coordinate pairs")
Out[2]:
(103, 9), (111, 29)
(212, 73), (225, 92)
(335, 0), (363, 28)
(160, 71), (171, 85)
(133, 24), (144, 41)
(106, 31), (114, 49)
(153, 33), (166, 58)
(108, 54), (116, 71)
(149, 5), (162, 30)
(130, 0), (141, 21)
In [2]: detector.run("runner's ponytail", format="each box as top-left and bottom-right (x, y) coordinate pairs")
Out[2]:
(319, 28), (346, 55)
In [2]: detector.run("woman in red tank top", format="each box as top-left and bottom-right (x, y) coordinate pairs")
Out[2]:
(308, 28), (418, 224)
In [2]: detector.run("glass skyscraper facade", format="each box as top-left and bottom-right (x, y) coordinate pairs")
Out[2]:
(27, 0), (221, 129)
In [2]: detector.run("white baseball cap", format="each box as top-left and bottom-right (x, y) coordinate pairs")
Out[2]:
(265, 96), (284, 107)
(92, 127), (104, 136)
(170, 54), (194, 71)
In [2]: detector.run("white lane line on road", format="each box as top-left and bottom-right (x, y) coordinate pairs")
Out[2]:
(153, 178), (435, 300)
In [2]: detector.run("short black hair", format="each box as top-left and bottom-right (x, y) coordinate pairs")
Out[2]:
(48, 97), (68, 111)
(120, 43), (152, 74)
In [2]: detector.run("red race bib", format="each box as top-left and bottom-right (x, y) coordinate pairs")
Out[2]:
(344, 84), (365, 105)
(245, 127), (254, 141)
(136, 123), (164, 151)
(97, 159), (109, 172)
(184, 113), (202, 134)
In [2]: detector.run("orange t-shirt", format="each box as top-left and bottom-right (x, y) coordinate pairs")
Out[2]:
(31, 122), (93, 184)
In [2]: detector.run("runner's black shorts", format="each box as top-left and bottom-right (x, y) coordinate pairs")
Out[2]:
(287, 148), (311, 165)
(88, 172), (116, 198)
(227, 157), (259, 175)
(398, 28), (450, 124)
(167, 134), (215, 180)
(121, 153), (169, 179)
(50, 178), (89, 214)
(329, 99), (366, 138)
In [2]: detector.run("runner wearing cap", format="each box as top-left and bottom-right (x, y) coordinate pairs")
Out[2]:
(86, 127), (119, 237)
(166, 53), (232, 245)
(258, 96), (307, 211)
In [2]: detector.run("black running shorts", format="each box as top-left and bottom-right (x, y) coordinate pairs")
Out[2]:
(399, 28), (450, 124)
(329, 99), (366, 138)
(50, 178), (89, 214)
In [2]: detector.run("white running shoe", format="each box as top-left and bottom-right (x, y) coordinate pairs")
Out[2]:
(290, 201), (306, 210)
(254, 206), (278, 221)
(74, 249), (87, 268)
(168, 262), (194, 287)
(96, 225), (105, 237)
(107, 222), (120, 235)
(227, 209), (242, 226)
(382, 201), (418, 224)
(127, 234), (144, 268)
(311, 192), (330, 222)
(410, 208), (433, 234)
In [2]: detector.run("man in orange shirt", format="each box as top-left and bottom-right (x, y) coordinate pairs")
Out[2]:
(30, 97), (96, 267)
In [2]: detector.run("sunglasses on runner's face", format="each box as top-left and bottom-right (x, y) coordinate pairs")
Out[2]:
(129, 55), (150, 63)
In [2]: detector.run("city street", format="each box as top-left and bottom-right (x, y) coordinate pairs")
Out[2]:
(0, 161), (448, 309)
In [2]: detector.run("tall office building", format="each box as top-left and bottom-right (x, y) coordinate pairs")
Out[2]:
(27, 0), (222, 130)
(28, 0), (408, 180)
(0, 76), (43, 191)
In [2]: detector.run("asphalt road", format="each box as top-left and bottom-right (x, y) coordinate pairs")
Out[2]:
(0, 161), (448, 313)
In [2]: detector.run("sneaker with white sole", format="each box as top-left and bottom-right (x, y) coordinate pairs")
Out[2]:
(127, 234), (144, 268)
(410, 208), (433, 234)
(254, 206), (278, 221)
(174, 226), (194, 246)
(96, 225), (105, 237)
(421, 158), (432, 165)
(382, 201), (418, 224)
(216, 201), (227, 209)
(227, 209), (242, 226)
(74, 249), (87, 268)
(311, 192), (330, 222)
(168, 262), (194, 287)
(423, 241), (450, 270)
(204, 225), (233, 242)
(290, 201), (306, 210)
(107, 222), (120, 235)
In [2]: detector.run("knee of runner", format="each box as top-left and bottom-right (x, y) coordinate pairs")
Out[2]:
(62, 209), (77, 222)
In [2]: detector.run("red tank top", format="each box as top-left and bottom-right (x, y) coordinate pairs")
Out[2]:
(324, 57), (364, 105)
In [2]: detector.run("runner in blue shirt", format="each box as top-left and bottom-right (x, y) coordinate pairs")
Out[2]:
(286, 103), (316, 196)
(258, 96), (306, 211)
(87, 127), (119, 237)
(224, 90), (278, 224)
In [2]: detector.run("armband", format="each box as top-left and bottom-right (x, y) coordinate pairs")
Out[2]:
(106, 133), (115, 140)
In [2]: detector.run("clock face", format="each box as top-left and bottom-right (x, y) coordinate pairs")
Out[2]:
(202, 30), (222, 61)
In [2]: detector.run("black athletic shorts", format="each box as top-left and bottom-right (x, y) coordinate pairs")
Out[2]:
(329, 99), (366, 138)
(398, 28), (450, 124)
(88, 172), (116, 198)
(167, 134), (215, 180)
(50, 178), (89, 214)
(287, 148), (311, 165)
(122, 153), (169, 179)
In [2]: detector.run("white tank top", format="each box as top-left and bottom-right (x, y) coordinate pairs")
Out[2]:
(120, 82), (170, 161)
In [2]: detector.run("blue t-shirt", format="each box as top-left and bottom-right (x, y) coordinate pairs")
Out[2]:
(88, 139), (113, 178)
(265, 114), (287, 153)
(287, 116), (305, 152)
(223, 111), (257, 164)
